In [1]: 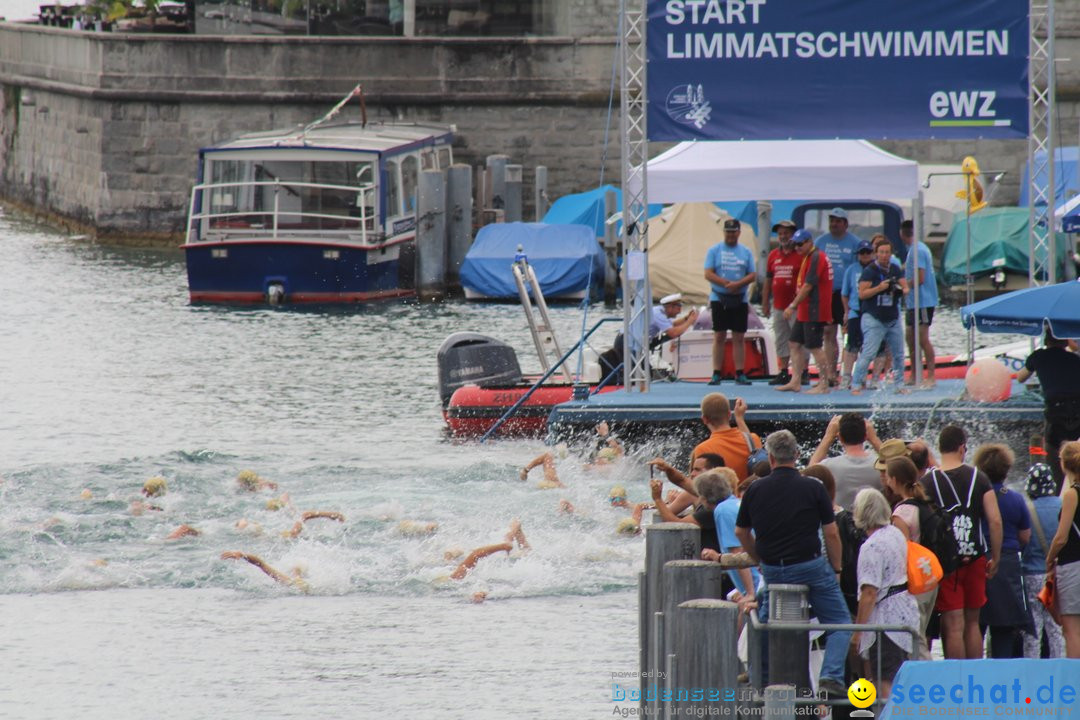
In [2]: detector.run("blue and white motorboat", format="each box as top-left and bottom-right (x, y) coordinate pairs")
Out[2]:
(182, 95), (453, 304)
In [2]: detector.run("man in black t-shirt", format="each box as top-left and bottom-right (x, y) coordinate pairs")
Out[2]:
(919, 424), (1003, 660)
(735, 430), (851, 697)
(1017, 331), (1080, 492)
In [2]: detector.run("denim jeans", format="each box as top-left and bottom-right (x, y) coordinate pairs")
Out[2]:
(851, 312), (905, 389)
(758, 555), (852, 683)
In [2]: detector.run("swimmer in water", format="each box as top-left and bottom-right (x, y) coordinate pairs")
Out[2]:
(221, 551), (309, 592)
(520, 453), (565, 489)
(143, 476), (167, 498)
(131, 476), (167, 515)
(615, 503), (650, 536)
(167, 524), (200, 540)
(396, 519), (439, 537)
(236, 469), (277, 492)
(590, 422), (624, 461)
(283, 510), (346, 539)
(449, 519), (530, 580)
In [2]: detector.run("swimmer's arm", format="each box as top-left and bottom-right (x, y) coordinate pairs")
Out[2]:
(450, 543), (514, 580)
(221, 551), (292, 586)
(302, 511), (345, 523)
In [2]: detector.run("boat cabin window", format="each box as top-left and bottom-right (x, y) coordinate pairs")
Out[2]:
(204, 158), (377, 234)
(421, 150), (437, 171)
(437, 147), (451, 169)
(401, 155), (419, 213)
(803, 208), (887, 245)
(385, 159), (402, 217)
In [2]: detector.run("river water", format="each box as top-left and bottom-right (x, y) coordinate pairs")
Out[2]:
(0, 207), (1028, 718)
(0, 209), (646, 719)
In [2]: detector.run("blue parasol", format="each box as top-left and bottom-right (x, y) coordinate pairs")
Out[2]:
(960, 279), (1080, 338)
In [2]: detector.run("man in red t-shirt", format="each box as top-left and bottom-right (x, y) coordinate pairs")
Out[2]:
(762, 220), (804, 386)
(776, 229), (834, 394)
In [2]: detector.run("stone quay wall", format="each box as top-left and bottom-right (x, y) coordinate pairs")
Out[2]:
(2, 0), (1080, 244)
(0, 24), (619, 241)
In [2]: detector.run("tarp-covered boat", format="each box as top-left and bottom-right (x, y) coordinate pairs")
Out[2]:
(942, 207), (1069, 290)
(459, 223), (605, 300)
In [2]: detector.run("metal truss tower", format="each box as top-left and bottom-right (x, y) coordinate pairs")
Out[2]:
(1028, 0), (1056, 286)
(619, 0), (652, 391)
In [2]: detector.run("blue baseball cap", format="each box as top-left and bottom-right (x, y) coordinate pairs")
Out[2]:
(791, 229), (813, 245)
(857, 240), (873, 253)
(828, 207), (848, 220)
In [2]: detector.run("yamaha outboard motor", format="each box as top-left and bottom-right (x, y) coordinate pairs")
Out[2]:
(437, 332), (523, 407)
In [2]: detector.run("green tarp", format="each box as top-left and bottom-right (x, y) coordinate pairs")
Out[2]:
(942, 207), (1069, 285)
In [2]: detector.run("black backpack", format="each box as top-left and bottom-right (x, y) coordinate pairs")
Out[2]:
(901, 495), (963, 576)
(922, 467), (982, 575)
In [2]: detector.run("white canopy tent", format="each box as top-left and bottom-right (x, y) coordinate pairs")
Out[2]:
(637, 139), (920, 203)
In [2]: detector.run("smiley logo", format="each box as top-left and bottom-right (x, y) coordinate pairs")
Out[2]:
(848, 678), (877, 709)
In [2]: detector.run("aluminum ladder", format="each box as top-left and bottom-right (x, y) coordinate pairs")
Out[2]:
(511, 247), (572, 384)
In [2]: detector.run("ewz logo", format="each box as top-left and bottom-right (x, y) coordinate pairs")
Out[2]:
(928, 90), (1009, 129)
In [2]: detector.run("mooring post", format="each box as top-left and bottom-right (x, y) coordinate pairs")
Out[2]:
(485, 154), (509, 212)
(504, 164), (522, 222)
(417, 168), (447, 300)
(661, 560), (726, 719)
(641, 523), (700, 718)
(763, 685), (797, 718)
(446, 163), (473, 289)
(534, 166), (548, 221)
(671, 599), (741, 717)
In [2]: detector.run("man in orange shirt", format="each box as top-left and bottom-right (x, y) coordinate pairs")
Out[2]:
(692, 392), (762, 480)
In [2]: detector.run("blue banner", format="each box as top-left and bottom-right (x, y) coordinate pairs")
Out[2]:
(647, 0), (1029, 141)
(881, 659), (1080, 719)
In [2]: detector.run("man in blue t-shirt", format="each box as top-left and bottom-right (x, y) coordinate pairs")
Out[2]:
(815, 208), (862, 384)
(704, 218), (756, 386)
(901, 220), (939, 389)
(851, 237), (908, 393)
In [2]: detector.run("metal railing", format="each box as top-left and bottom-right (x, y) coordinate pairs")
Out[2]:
(186, 180), (379, 245)
(479, 316), (621, 442)
(747, 608), (919, 708)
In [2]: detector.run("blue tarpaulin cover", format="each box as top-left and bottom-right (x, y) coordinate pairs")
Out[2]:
(1020, 146), (1079, 210)
(541, 185), (756, 236)
(460, 223), (605, 299)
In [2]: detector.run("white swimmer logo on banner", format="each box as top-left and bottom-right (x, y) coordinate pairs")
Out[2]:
(665, 83), (711, 129)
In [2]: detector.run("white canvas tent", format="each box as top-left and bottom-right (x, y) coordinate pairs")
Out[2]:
(638, 140), (919, 203)
(648, 203), (757, 305)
